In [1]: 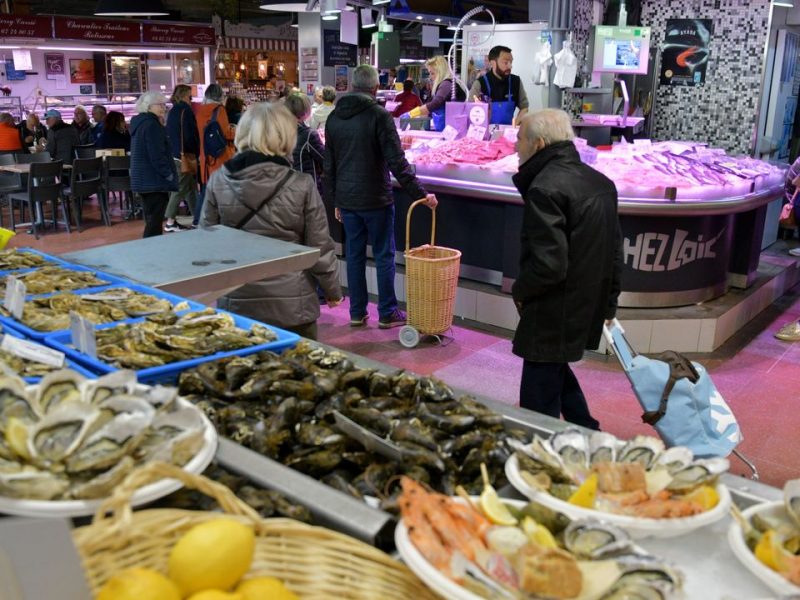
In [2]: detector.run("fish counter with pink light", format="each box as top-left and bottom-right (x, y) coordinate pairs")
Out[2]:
(391, 136), (786, 308)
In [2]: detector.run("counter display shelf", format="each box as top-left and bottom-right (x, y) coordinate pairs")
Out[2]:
(43, 94), (145, 124)
(0, 96), (23, 121)
(391, 138), (786, 307)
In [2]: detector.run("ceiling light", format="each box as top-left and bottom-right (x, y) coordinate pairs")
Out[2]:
(446, 23), (457, 30)
(218, 61), (225, 69)
(344, 5), (355, 10)
(470, 22), (477, 26)
(321, 13), (338, 19)
(240, 62), (246, 70)
(373, 0), (390, 4)
(435, 17), (441, 22)
(290, 13), (299, 27)
(94, 0), (168, 15)
(260, 1), (317, 10)
(774, 0), (794, 6)
(416, 15), (423, 19)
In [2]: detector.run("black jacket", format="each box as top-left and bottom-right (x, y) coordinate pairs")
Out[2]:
(293, 122), (324, 180)
(130, 112), (178, 194)
(45, 121), (80, 165)
(98, 129), (130, 152)
(511, 141), (622, 363)
(323, 92), (425, 210)
(166, 101), (200, 160)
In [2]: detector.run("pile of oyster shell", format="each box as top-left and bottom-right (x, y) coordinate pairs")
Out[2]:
(0, 265), (111, 296)
(0, 249), (49, 271)
(0, 287), (186, 332)
(512, 429), (728, 516)
(0, 369), (207, 501)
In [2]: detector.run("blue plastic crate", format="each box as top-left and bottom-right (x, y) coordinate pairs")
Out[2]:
(0, 261), (130, 299)
(44, 309), (300, 385)
(0, 283), (206, 341)
(0, 247), (72, 274)
(0, 323), (96, 383)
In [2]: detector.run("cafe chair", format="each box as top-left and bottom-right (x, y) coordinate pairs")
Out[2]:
(0, 154), (23, 228)
(63, 157), (106, 230)
(13, 152), (51, 164)
(8, 160), (69, 240)
(74, 144), (96, 160)
(102, 155), (134, 220)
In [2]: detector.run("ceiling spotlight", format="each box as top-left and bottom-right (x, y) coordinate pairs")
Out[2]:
(218, 61), (225, 69)
(373, 0), (390, 4)
(470, 22), (477, 26)
(416, 15), (422, 19)
(240, 62), (246, 70)
(321, 13), (338, 19)
(435, 17), (441, 22)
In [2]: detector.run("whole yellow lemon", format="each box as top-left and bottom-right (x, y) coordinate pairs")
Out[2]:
(187, 591), (244, 600)
(168, 519), (256, 596)
(96, 567), (181, 600)
(237, 577), (299, 600)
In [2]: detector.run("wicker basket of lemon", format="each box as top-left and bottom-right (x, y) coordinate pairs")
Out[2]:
(73, 462), (438, 600)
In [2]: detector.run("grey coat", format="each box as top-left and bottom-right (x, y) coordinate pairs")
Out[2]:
(202, 152), (341, 329)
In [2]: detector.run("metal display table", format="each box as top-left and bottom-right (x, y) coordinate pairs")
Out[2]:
(63, 225), (320, 305)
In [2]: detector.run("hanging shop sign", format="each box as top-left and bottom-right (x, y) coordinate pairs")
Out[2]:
(323, 31), (357, 68)
(142, 23), (215, 46)
(0, 15), (52, 39)
(54, 17), (140, 44)
(660, 19), (714, 87)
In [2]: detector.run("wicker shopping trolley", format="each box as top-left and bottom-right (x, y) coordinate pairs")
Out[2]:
(400, 199), (462, 348)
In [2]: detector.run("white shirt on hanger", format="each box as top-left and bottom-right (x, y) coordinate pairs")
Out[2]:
(553, 44), (578, 89)
(533, 41), (553, 86)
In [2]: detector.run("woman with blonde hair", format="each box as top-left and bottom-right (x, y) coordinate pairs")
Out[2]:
(202, 102), (342, 339)
(399, 55), (466, 131)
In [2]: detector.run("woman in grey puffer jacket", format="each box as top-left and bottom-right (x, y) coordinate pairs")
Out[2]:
(202, 102), (342, 339)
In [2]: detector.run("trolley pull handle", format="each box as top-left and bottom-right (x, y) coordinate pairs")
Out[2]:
(405, 198), (436, 254)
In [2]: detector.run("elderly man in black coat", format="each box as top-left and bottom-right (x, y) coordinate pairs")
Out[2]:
(512, 109), (623, 430)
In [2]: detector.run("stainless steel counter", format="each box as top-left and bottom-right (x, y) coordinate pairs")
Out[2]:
(404, 163), (783, 216)
(62, 225), (320, 304)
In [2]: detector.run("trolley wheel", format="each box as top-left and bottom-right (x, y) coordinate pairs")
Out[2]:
(399, 325), (420, 348)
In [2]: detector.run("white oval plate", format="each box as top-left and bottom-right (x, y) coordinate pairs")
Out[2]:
(505, 454), (731, 539)
(395, 497), (529, 600)
(0, 397), (218, 518)
(727, 501), (800, 597)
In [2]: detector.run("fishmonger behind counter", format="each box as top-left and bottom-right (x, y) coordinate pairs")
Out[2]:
(400, 56), (467, 131)
(469, 45), (529, 126)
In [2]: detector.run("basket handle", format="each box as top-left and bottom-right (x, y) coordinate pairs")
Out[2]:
(405, 198), (436, 254)
(90, 461), (265, 534)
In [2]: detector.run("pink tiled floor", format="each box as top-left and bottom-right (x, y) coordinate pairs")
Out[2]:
(317, 291), (800, 488)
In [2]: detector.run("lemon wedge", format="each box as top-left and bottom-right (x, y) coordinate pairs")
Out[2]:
(521, 516), (558, 548)
(568, 473), (598, 508)
(5, 417), (30, 460)
(479, 463), (518, 526)
(682, 484), (719, 511)
(755, 530), (781, 572)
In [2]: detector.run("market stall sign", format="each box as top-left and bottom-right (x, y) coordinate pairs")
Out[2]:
(142, 23), (215, 46)
(0, 15), (52, 39)
(323, 30), (356, 68)
(54, 16), (140, 44)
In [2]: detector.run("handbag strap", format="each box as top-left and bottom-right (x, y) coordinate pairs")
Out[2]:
(641, 351), (700, 426)
(233, 170), (294, 229)
(179, 105), (185, 155)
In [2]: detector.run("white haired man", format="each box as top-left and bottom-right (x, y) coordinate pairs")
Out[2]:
(512, 109), (622, 429)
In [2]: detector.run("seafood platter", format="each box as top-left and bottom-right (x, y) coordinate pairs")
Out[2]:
(0, 323), (95, 382)
(0, 284), (203, 340)
(177, 342), (523, 513)
(505, 429), (731, 538)
(728, 478), (800, 595)
(0, 368), (217, 517)
(395, 473), (684, 600)
(45, 307), (300, 383)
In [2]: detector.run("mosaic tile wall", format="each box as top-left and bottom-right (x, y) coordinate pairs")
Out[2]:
(566, 0), (770, 155)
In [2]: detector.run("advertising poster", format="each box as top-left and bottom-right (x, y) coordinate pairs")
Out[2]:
(335, 65), (348, 92)
(69, 58), (95, 84)
(660, 19), (713, 86)
(45, 53), (65, 79)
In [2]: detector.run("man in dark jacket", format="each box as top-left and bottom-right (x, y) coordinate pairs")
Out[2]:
(324, 65), (437, 329)
(44, 109), (80, 164)
(512, 109), (622, 430)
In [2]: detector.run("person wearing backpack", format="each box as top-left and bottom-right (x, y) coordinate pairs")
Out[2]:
(194, 84), (235, 226)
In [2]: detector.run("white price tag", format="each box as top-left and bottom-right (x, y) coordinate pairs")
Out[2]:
(466, 125), (487, 141)
(502, 127), (519, 142)
(69, 312), (97, 358)
(3, 276), (26, 320)
(0, 335), (65, 367)
(442, 125), (459, 141)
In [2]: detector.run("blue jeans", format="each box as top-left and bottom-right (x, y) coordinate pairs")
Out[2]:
(341, 205), (398, 320)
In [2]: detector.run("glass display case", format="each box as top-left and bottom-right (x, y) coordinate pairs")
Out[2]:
(0, 97), (23, 121)
(43, 94), (143, 124)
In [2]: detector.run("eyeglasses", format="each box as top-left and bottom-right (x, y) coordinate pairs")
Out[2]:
(151, 102), (167, 108)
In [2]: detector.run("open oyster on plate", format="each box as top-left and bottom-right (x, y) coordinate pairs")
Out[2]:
(0, 368), (211, 503)
(506, 429), (731, 538)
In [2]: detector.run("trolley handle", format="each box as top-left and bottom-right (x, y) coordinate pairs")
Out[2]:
(405, 198), (436, 254)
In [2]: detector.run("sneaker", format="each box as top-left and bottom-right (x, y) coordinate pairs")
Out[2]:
(164, 221), (189, 233)
(350, 314), (368, 327)
(775, 320), (800, 342)
(789, 247), (800, 257)
(378, 309), (406, 329)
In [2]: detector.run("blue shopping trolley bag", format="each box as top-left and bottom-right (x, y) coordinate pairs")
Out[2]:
(603, 320), (742, 459)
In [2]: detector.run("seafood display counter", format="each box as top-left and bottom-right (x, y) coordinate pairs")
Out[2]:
(391, 138), (786, 308)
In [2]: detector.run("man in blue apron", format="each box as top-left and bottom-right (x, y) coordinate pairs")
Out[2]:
(468, 45), (529, 126)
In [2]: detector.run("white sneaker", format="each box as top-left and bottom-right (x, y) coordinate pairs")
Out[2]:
(790, 247), (800, 257)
